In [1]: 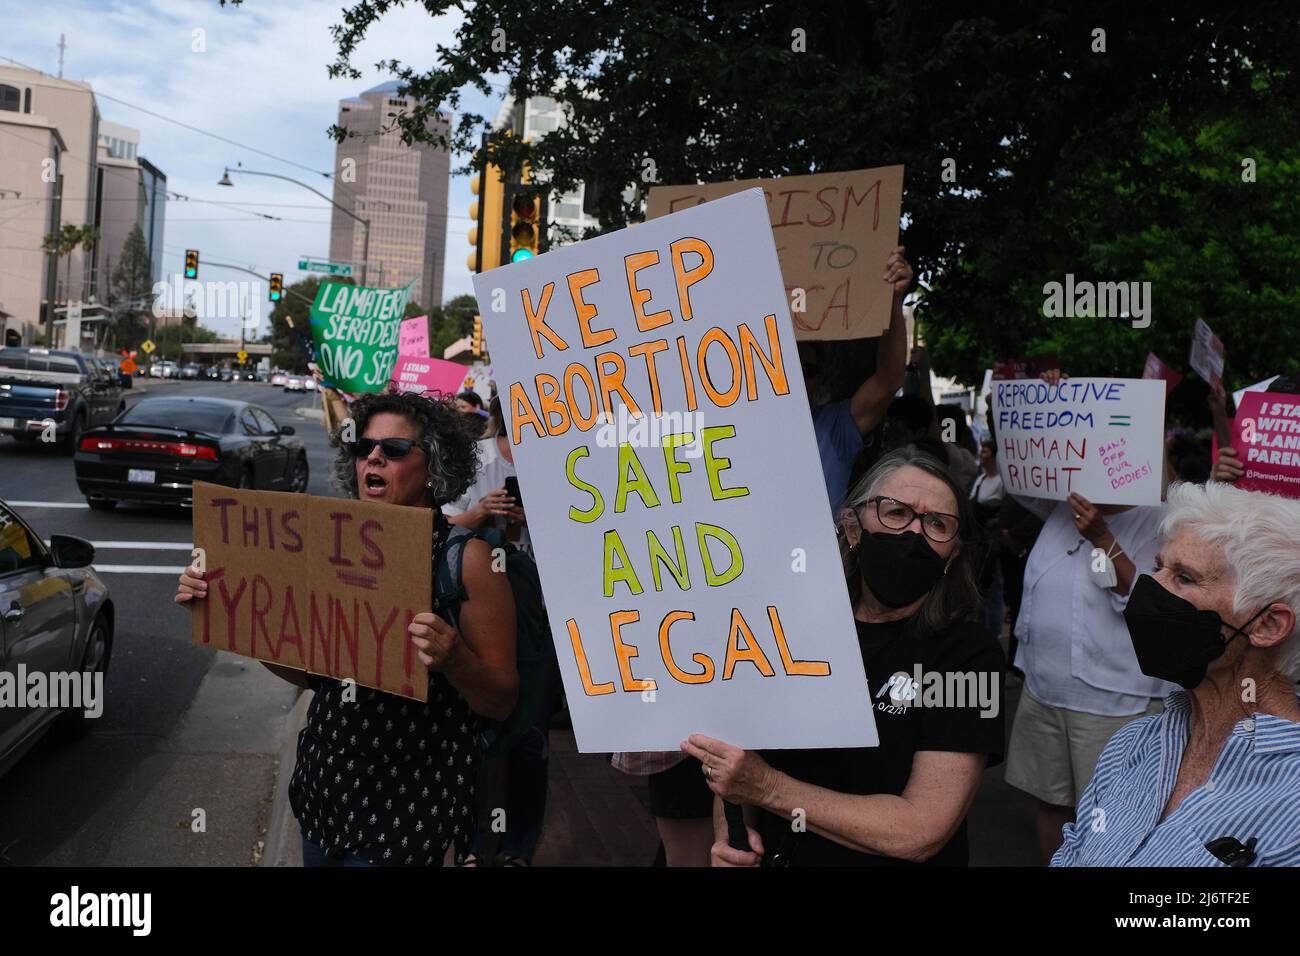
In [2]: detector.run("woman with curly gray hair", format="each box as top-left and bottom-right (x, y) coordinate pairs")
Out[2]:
(176, 391), (518, 867)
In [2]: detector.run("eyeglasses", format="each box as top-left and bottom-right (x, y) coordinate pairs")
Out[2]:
(346, 437), (422, 460)
(861, 496), (960, 543)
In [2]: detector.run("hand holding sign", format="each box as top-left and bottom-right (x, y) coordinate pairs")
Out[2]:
(409, 611), (462, 671)
(682, 733), (778, 807)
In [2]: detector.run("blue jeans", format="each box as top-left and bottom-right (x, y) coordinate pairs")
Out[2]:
(301, 836), (386, 868)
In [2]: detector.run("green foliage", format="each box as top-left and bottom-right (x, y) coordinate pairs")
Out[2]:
(322, 1), (1298, 393)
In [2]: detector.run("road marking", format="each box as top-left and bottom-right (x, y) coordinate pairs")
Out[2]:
(45, 540), (194, 550)
(5, 501), (88, 509)
(94, 565), (187, 574)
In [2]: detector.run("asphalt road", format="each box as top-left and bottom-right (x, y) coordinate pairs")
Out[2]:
(0, 378), (337, 865)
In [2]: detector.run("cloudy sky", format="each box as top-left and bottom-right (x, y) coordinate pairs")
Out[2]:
(3, 0), (503, 338)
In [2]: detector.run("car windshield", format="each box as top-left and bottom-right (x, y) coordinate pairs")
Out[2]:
(117, 401), (233, 434)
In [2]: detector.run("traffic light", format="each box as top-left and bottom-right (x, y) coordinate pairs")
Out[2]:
(472, 315), (483, 358)
(506, 186), (546, 263)
(184, 249), (199, 280)
(467, 143), (505, 273)
(269, 273), (283, 302)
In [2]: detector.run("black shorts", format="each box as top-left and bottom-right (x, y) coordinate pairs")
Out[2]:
(646, 756), (715, 820)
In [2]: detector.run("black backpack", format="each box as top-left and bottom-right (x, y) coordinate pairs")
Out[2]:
(434, 525), (561, 757)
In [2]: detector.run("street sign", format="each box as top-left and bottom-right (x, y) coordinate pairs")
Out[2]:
(120, 357), (138, 375)
(140, 340), (156, 354)
(297, 259), (353, 277)
(237, 350), (249, 363)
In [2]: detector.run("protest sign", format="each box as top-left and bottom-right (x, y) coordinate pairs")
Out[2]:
(992, 354), (1060, 381)
(390, 356), (472, 397)
(473, 188), (875, 752)
(992, 378), (1166, 506)
(1142, 352), (1183, 395)
(1233, 375), (1279, 410)
(1189, 318), (1226, 386)
(190, 482), (433, 701)
(309, 280), (415, 393)
(1231, 391), (1300, 499)
(645, 166), (904, 341)
(460, 362), (494, 401)
(399, 315), (430, 357)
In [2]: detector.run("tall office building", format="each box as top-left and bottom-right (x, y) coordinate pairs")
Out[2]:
(329, 81), (450, 310)
(94, 120), (167, 306)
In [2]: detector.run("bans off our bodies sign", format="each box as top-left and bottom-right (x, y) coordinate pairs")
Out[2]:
(190, 482), (434, 701)
(310, 280), (415, 393)
(474, 189), (876, 752)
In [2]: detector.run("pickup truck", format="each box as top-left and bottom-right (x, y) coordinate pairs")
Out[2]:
(0, 348), (126, 454)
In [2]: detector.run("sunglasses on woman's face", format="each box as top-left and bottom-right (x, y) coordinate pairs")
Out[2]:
(346, 437), (422, 460)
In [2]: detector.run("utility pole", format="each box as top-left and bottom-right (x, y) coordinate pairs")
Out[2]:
(42, 172), (63, 346)
(57, 34), (66, 79)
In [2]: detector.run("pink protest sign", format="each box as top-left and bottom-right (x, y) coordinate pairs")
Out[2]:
(1141, 352), (1183, 395)
(399, 316), (430, 357)
(390, 356), (469, 397)
(1231, 391), (1300, 499)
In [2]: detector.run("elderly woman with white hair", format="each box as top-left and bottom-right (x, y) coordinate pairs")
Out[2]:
(1053, 481), (1300, 866)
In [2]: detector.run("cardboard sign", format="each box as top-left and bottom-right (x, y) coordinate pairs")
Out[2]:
(991, 354), (1060, 381)
(473, 188), (875, 752)
(399, 315), (430, 357)
(1232, 391), (1300, 499)
(459, 362), (493, 401)
(309, 280), (415, 393)
(992, 378), (1166, 506)
(390, 356), (471, 397)
(645, 166), (904, 341)
(189, 482), (434, 701)
(1189, 318), (1226, 386)
(1141, 352), (1183, 395)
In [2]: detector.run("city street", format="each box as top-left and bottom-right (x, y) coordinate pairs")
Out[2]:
(0, 376), (1038, 867)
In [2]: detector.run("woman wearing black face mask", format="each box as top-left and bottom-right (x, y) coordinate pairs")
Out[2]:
(686, 447), (1005, 867)
(1054, 480), (1300, 867)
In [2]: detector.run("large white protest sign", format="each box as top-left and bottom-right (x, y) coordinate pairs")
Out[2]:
(993, 378), (1166, 506)
(473, 189), (875, 753)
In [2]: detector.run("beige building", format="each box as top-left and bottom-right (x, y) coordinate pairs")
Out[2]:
(0, 67), (165, 347)
(329, 81), (450, 311)
(0, 65), (100, 345)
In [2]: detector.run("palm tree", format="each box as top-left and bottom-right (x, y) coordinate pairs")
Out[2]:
(41, 223), (98, 304)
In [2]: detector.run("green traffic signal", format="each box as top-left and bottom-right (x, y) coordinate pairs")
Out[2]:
(512, 248), (535, 263)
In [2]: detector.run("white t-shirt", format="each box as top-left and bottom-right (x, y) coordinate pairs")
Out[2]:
(970, 471), (1004, 505)
(442, 436), (532, 556)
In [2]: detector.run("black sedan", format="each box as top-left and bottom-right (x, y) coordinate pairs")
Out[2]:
(73, 397), (309, 510)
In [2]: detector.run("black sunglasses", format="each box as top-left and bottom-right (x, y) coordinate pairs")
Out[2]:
(346, 437), (422, 460)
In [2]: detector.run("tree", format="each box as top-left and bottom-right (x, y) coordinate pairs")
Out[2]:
(428, 293), (477, 361)
(308, 0), (1298, 391)
(107, 223), (152, 351)
(42, 223), (97, 304)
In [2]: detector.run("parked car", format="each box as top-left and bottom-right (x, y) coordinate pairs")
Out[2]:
(0, 347), (125, 453)
(206, 366), (222, 380)
(255, 369), (270, 383)
(181, 363), (200, 380)
(0, 499), (112, 778)
(271, 372), (288, 388)
(219, 368), (234, 382)
(74, 396), (309, 509)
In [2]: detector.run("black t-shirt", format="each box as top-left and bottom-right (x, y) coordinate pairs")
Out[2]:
(758, 614), (1005, 866)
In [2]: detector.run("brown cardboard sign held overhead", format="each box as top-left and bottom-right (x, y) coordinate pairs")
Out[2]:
(190, 481), (434, 701)
(646, 165), (904, 341)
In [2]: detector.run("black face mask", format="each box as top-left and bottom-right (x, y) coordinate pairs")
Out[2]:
(858, 530), (948, 608)
(1123, 574), (1269, 689)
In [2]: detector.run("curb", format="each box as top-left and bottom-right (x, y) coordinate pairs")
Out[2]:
(261, 688), (313, 867)
(294, 407), (325, 421)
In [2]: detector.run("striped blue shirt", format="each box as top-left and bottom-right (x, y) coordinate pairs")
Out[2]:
(1052, 690), (1300, 867)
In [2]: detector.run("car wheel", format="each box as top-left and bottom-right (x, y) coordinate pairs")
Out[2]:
(57, 615), (111, 739)
(291, 455), (309, 492)
(61, 414), (86, 456)
(87, 498), (117, 511)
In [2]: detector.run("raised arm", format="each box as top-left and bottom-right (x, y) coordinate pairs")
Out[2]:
(847, 247), (913, 435)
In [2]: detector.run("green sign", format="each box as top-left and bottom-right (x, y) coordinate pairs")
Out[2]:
(309, 280), (415, 393)
(298, 259), (353, 277)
